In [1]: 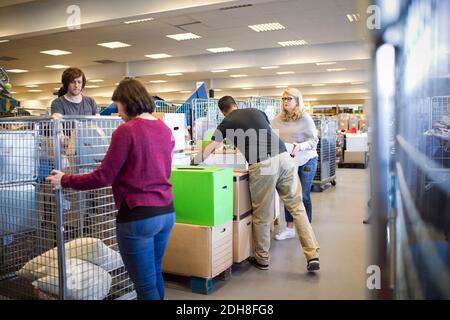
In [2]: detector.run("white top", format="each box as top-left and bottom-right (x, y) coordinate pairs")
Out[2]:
(271, 112), (319, 166)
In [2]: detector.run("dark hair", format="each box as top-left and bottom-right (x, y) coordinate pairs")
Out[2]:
(59, 67), (86, 96)
(218, 96), (237, 113)
(112, 79), (155, 117)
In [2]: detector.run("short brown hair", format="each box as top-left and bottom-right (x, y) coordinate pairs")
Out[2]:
(218, 96), (237, 113)
(112, 79), (156, 117)
(61, 67), (86, 90)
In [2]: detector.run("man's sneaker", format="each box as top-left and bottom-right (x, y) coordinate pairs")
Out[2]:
(248, 257), (269, 270)
(307, 258), (320, 272)
(274, 228), (296, 240)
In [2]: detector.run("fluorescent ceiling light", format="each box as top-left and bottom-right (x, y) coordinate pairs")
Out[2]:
(278, 40), (307, 47)
(241, 87), (253, 90)
(84, 85), (99, 88)
(145, 53), (172, 59)
(211, 69), (228, 73)
(316, 62), (336, 66)
(277, 71), (294, 75)
(351, 81), (365, 85)
(312, 84), (325, 87)
(166, 73), (183, 76)
(230, 74), (248, 78)
(54, 87), (60, 90)
(179, 90), (191, 93)
(166, 33), (201, 41)
(27, 89), (42, 92)
(6, 69), (28, 73)
(124, 17), (154, 24)
(346, 14), (360, 22)
(327, 68), (347, 72)
(206, 47), (234, 53)
(98, 42), (131, 49)
(261, 66), (280, 69)
(0, 40), (9, 43)
(248, 22), (285, 32)
(150, 80), (167, 83)
(9, 91), (16, 94)
(40, 49), (72, 56)
(213, 89), (222, 92)
(45, 64), (70, 69)
(25, 85), (39, 88)
(276, 85), (288, 88)
(89, 79), (104, 83)
(305, 98), (318, 101)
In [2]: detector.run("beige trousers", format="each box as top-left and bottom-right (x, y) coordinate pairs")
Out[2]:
(248, 152), (320, 265)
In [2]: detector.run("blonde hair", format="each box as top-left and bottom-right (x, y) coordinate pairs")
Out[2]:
(280, 87), (305, 121)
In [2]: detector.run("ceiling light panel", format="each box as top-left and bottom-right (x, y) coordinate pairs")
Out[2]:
(278, 40), (307, 47)
(277, 71), (294, 75)
(206, 47), (234, 53)
(124, 17), (154, 24)
(261, 66), (280, 69)
(145, 53), (172, 59)
(45, 64), (70, 69)
(150, 80), (167, 83)
(89, 79), (104, 83)
(249, 22), (285, 32)
(327, 68), (347, 72)
(0, 40), (10, 43)
(316, 62), (336, 65)
(211, 69), (228, 73)
(7, 69), (28, 73)
(166, 33), (201, 41)
(166, 73), (183, 76)
(98, 42), (131, 49)
(230, 74), (248, 78)
(40, 49), (72, 56)
(346, 14), (361, 22)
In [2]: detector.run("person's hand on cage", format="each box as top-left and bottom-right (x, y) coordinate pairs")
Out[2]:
(46, 169), (65, 191)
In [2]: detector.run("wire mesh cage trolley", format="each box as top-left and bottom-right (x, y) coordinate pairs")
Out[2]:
(0, 116), (135, 300)
(312, 117), (337, 191)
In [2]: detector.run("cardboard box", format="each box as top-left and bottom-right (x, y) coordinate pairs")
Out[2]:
(345, 133), (368, 152)
(349, 115), (359, 130)
(170, 166), (233, 226)
(358, 119), (367, 129)
(344, 151), (367, 164)
(162, 221), (233, 278)
(233, 172), (252, 219)
(153, 112), (186, 153)
(37, 183), (87, 229)
(338, 119), (349, 131)
(202, 152), (248, 171)
(233, 214), (252, 263)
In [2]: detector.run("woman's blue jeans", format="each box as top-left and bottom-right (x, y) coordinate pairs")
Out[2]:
(116, 212), (175, 300)
(285, 157), (318, 223)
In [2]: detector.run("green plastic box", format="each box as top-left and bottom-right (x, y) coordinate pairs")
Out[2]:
(170, 166), (233, 226)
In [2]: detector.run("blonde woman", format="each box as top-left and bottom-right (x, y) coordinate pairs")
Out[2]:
(271, 88), (318, 240)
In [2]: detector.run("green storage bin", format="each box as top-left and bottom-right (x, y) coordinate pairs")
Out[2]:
(170, 166), (233, 226)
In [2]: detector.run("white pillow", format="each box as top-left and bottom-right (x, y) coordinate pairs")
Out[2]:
(32, 258), (112, 300)
(18, 237), (123, 280)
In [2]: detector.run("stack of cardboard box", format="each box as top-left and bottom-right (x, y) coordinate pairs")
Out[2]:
(163, 166), (234, 278)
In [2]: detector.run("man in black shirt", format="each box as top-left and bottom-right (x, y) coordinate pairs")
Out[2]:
(192, 96), (320, 272)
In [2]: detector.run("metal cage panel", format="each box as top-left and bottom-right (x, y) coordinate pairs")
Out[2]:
(0, 116), (135, 300)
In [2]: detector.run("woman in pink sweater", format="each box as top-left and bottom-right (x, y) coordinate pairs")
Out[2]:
(47, 79), (175, 300)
